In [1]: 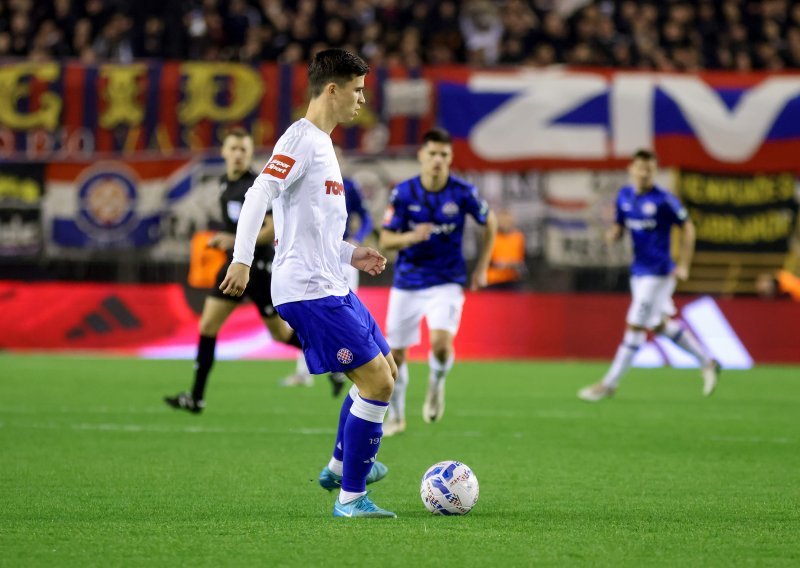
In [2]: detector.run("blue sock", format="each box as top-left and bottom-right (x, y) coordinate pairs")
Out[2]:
(341, 395), (388, 492)
(332, 385), (358, 463)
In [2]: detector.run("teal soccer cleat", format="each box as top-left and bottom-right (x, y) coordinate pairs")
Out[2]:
(318, 461), (389, 491)
(333, 492), (396, 518)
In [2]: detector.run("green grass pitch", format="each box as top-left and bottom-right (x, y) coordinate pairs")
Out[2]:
(1, 354), (798, 567)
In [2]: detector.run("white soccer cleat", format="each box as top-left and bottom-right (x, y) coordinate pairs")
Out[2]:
(577, 382), (616, 402)
(701, 360), (721, 397)
(382, 419), (406, 437)
(423, 380), (445, 423)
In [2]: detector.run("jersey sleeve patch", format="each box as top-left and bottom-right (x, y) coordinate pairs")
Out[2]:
(263, 154), (296, 179)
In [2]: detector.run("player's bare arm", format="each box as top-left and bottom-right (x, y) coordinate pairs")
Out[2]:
(219, 262), (250, 296)
(351, 246), (387, 276)
(606, 224), (624, 244)
(470, 210), (498, 291)
(255, 216), (275, 245)
(379, 224), (434, 251)
(207, 214), (271, 250)
(673, 218), (696, 281)
(207, 232), (235, 250)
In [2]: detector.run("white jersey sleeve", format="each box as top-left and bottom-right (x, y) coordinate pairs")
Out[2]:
(231, 131), (314, 266)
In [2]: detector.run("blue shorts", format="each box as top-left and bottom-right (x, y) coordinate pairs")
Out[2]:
(275, 292), (390, 375)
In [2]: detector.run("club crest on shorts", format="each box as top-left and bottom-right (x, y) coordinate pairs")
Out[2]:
(336, 348), (354, 365)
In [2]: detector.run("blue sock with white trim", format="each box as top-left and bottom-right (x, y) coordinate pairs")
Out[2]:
(341, 395), (388, 494)
(327, 385), (359, 476)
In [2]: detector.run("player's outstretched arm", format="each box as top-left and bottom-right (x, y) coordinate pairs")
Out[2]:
(350, 246), (387, 276)
(231, 175), (277, 266)
(470, 210), (498, 291)
(379, 224), (433, 251)
(220, 262), (250, 297)
(673, 219), (696, 281)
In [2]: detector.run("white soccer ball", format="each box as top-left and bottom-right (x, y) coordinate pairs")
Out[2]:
(420, 460), (479, 515)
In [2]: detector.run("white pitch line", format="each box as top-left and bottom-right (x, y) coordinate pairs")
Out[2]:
(707, 435), (794, 445)
(1, 420), (495, 438)
(4, 421), (335, 436)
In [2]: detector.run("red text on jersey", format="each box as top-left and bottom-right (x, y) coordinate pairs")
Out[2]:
(263, 154), (296, 179)
(325, 180), (345, 196)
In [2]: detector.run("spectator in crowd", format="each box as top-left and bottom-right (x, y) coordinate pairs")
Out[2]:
(2, 0), (799, 70)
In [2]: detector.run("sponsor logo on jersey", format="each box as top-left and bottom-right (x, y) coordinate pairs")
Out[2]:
(411, 221), (457, 235)
(337, 348), (354, 364)
(442, 201), (459, 217)
(263, 154), (295, 179)
(325, 180), (345, 196)
(625, 218), (657, 231)
(408, 204), (422, 212)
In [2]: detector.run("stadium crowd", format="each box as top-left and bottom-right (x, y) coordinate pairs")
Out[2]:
(1, 0), (798, 70)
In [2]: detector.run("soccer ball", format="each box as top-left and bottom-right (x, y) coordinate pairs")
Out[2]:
(420, 460), (479, 515)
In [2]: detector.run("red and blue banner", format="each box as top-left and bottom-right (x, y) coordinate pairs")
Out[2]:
(436, 69), (800, 173)
(2, 63), (800, 173)
(43, 159), (194, 249)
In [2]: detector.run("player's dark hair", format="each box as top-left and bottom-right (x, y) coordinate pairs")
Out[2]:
(421, 127), (452, 146)
(632, 149), (656, 161)
(308, 49), (369, 97)
(224, 126), (251, 141)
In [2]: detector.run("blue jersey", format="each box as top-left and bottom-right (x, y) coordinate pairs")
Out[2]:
(343, 178), (373, 243)
(383, 175), (489, 290)
(615, 184), (688, 276)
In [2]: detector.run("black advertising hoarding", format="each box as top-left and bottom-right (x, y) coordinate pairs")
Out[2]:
(0, 163), (44, 256)
(677, 171), (799, 252)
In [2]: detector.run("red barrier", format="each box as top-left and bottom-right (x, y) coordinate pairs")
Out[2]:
(1, 281), (797, 363)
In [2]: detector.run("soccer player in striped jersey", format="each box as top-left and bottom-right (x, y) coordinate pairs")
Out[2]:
(220, 49), (397, 518)
(578, 149), (720, 402)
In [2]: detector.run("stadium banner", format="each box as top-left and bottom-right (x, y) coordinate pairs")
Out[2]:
(42, 159), (195, 251)
(676, 170), (799, 252)
(1, 281), (797, 364)
(3, 62), (800, 173)
(0, 163), (44, 256)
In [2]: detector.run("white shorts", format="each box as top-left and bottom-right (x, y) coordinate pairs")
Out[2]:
(626, 275), (677, 329)
(343, 263), (359, 293)
(386, 283), (465, 348)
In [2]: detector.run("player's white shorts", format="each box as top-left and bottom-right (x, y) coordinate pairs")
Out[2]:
(626, 275), (677, 329)
(343, 263), (359, 292)
(386, 283), (465, 348)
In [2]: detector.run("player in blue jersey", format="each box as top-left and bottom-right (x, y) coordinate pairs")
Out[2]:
(379, 128), (497, 434)
(221, 49), (397, 518)
(578, 149), (720, 402)
(282, 159), (374, 396)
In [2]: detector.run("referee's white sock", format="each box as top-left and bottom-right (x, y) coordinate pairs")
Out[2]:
(602, 329), (646, 389)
